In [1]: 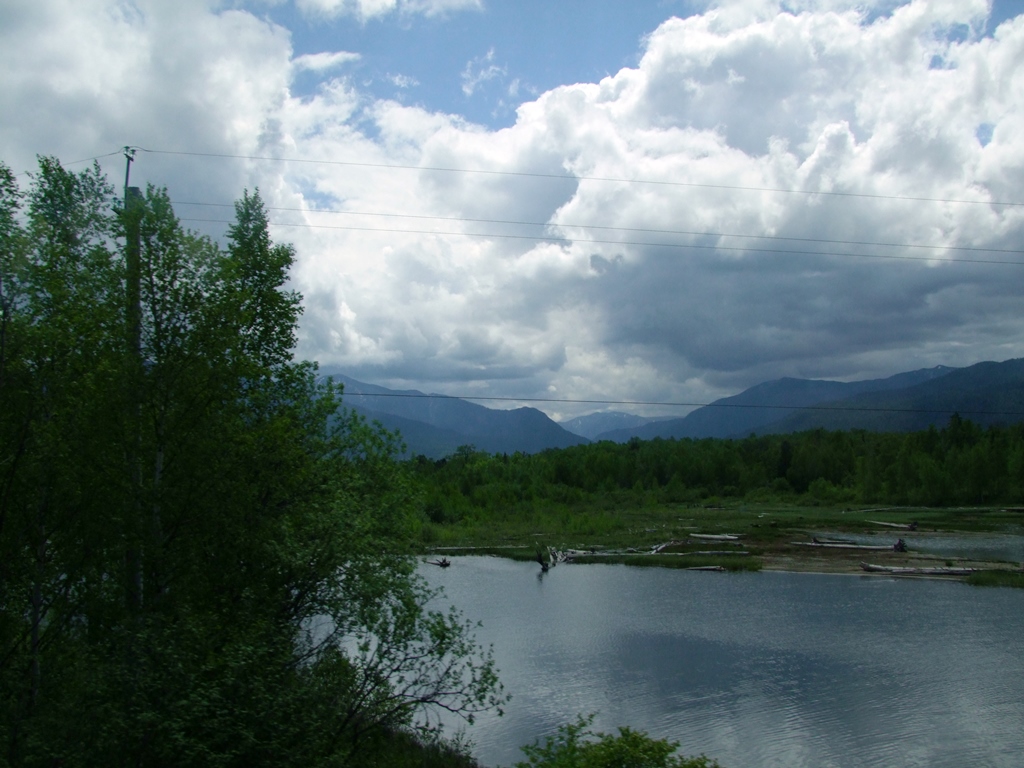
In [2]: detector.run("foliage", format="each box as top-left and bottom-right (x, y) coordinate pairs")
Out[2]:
(0, 158), (503, 767)
(966, 570), (1024, 589)
(514, 715), (721, 768)
(409, 418), (1024, 530)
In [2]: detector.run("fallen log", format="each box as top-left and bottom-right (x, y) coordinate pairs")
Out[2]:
(860, 562), (978, 576)
(684, 550), (750, 556)
(690, 533), (741, 541)
(791, 542), (893, 550)
(651, 540), (683, 553)
(867, 520), (918, 530)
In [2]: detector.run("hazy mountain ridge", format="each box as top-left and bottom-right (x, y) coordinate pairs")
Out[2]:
(595, 365), (958, 442)
(753, 359), (1024, 435)
(321, 371), (589, 458)
(558, 411), (673, 440)
(321, 360), (1024, 458)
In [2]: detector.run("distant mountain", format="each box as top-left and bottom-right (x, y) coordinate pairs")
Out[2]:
(318, 359), (1024, 455)
(319, 371), (589, 458)
(596, 365), (957, 442)
(756, 358), (1024, 435)
(559, 411), (673, 440)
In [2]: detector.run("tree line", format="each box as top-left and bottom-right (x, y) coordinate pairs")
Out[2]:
(410, 414), (1024, 520)
(0, 159), (502, 767)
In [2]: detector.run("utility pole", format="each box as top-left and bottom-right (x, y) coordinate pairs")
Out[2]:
(123, 147), (142, 364)
(122, 147), (144, 611)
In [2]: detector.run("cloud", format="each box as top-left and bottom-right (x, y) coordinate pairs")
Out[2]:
(0, 0), (292, 207)
(293, 50), (361, 71)
(285, 0), (1024, 407)
(461, 48), (506, 96)
(388, 73), (419, 88)
(3, 0), (1024, 417)
(296, 0), (480, 21)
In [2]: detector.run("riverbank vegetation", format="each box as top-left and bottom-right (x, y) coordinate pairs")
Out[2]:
(406, 421), (1024, 582)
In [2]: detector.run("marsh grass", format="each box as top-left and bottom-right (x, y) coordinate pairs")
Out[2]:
(966, 570), (1024, 588)
(421, 501), (1020, 550)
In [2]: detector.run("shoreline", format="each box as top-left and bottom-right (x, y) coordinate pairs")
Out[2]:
(419, 503), (1024, 585)
(424, 543), (1024, 582)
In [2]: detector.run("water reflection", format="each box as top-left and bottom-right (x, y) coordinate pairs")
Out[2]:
(421, 557), (1024, 768)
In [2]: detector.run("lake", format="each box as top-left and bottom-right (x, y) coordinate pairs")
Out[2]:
(420, 557), (1024, 768)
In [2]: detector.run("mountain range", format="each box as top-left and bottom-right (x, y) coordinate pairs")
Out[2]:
(595, 364), (959, 442)
(318, 371), (589, 458)
(319, 359), (1024, 458)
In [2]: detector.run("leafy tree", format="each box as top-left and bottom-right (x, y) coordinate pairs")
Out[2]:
(0, 159), (503, 767)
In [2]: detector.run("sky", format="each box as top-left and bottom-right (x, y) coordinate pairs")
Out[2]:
(2, 0), (1024, 419)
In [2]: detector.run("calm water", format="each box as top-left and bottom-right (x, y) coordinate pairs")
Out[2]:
(420, 557), (1024, 768)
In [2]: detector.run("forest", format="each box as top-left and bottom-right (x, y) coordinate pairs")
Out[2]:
(409, 415), (1024, 534)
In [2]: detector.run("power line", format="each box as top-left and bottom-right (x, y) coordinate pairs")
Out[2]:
(336, 390), (1024, 418)
(177, 217), (1024, 267)
(140, 147), (1023, 207)
(170, 200), (1024, 256)
(67, 149), (127, 166)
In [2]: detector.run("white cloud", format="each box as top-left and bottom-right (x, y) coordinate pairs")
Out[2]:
(3, 0), (1024, 415)
(0, 0), (292, 202)
(388, 73), (419, 88)
(461, 48), (506, 96)
(296, 0), (480, 21)
(293, 50), (361, 71)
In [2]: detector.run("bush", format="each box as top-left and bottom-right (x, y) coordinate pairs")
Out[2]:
(515, 715), (722, 768)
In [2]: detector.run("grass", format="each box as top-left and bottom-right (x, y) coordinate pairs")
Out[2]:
(421, 501), (1022, 550)
(965, 570), (1024, 589)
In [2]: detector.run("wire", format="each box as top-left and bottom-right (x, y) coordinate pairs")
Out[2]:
(170, 200), (1024, 256)
(141, 148), (1023, 207)
(335, 390), (1024, 418)
(64, 150), (127, 167)
(176, 217), (1024, 266)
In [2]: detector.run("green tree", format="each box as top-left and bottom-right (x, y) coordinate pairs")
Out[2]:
(0, 159), (503, 767)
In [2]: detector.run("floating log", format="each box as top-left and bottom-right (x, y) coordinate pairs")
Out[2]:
(685, 565), (726, 571)
(651, 540), (683, 553)
(860, 562), (979, 576)
(791, 542), (893, 550)
(690, 533), (741, 541)
(428, 557), (451, 568)
(684, 550), (750, 556)
(867, 520), (918, 530)
(813, 536), (856, 544)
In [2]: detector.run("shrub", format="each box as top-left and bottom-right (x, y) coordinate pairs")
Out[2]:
(515, 715), (722, 768)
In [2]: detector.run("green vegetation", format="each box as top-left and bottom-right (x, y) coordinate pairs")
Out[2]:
(411, 423), (1024, 529)
(966, 570), (1024, 589)
(0, 159), (504, 767)
(406, 422), (1024, 586)
(514, 715), (721, 768)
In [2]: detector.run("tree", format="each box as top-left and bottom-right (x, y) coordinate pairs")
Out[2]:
(0, 159), (503, 767)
